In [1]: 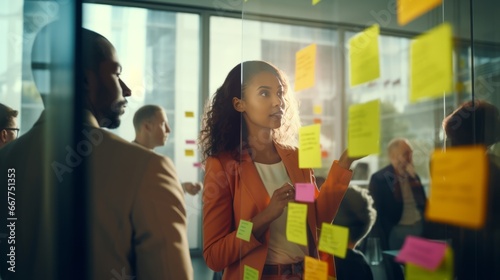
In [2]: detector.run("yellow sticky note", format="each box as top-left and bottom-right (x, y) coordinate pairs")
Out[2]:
(185, 111), (194, 118)
(236, 220), (253, 242)
(410, 23), (452, 103)
(318, 223), (349, 258)
(406, 247), (454, 280)
(185, 149), (194, 157)
(304, 256), (328, 280)
(243, 265), (259, 280)
(295, 44), (317, 92)
(348, 100), (380, 157)
(312, 0), (321, 5)
(398, 0), (442, 26)
(286, 202), (308, 246)
(426, 146), (488, 229)
(349, 24), (380, 87)
(299, 124), (322, 168)
(313, 105), (323, 115)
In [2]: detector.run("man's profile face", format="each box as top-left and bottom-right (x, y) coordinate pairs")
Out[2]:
(151, 110), (171, 147)
(88, 40), (131, 128)
(1, 117), (18, 146)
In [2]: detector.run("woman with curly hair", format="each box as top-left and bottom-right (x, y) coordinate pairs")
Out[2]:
(199, 60), (358, 279)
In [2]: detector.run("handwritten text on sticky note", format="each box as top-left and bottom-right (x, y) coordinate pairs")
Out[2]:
(426, 146), (488, 229)
(299, 124), (322, 168)
(286, 202), (308, 246)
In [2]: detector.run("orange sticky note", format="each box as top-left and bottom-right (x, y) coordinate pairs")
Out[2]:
(243, 265), (259, 280)
(410, 23), (452, 103)
(348, 100), (380, 157)
(349, 24), (380, 87)
(185, 149), (194, 157)
(295, 44), (317, 92)
(426, 146), (488, 229)
(398, 0), (442, 26)
(299, 124), (322, 168)
(318, 223), (349, 258)
(304, 256), (328, 280)
(185, 111), (194, 118)
(286, 202), (308, 246)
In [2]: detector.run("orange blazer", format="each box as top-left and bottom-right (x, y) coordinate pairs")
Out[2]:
(203, 144), (352, 280)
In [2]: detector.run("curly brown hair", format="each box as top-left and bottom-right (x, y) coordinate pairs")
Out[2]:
(199, 60), (300, 161)
(443, 100), (500, 147)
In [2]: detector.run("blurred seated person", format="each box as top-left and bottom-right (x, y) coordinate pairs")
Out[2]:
(333, 185), (376, 280)
(368, 138), (426, 251)
(133, 104), (202, 195)
(0, 103), (19, 148)
(442, 100), (500, 279)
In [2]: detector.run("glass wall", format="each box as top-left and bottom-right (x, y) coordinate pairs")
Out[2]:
(2, 0), (499, 279)
(82, 3), (203, 250)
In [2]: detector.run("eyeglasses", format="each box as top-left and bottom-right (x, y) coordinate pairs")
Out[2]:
(3, 128), (20, 137)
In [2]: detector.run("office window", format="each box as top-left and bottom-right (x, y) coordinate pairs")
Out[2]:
(210, 17), (342, 178)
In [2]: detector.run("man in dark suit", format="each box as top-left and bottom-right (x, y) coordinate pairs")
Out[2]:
(368, 138), (427, 251)
(0, 24), (193, 279)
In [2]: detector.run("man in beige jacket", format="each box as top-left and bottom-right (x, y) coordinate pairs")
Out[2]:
(0, 24), (193, 279)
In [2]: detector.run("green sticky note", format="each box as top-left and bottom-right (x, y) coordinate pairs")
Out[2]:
(236, 220), (253, 242)
(318, 223), (349, 258)
(348, 99), (381, 157)
(286, 202), (308, 246)
(299, 124), (322, 169)
(410, 23), (452, 103)
(349, 24), (380, 87)
(243, 265), (259, 280)
(405, 247), (454, 280)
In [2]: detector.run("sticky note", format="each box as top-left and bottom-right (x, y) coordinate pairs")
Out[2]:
(349, 24), (380, 87)
(236, 220), (253, 242)
(395, 236), (447, 270)
(193, 162), (202, 168)
(313, 118), (322, 124)
(286, 202), (308, 246)
(295, 183), (315, 202)
(410, 23), (452, 103)
(321, 150), (328, 158)
(185, 149), (194, 157)
(426, 146), (488, 229)
(398, 0), (442, 26)
(295, 44), (317, 92)
(304, 256), (328, 280)
(313, 105), (323, 115)
(318, 223), (349, 258)
(312, 0), (321, 5)
(348, 100), (380, 157)
(185, 111), (194, 118)
(405, 247), (454, 280)
(185, 139), (196, 145)
(243, 265), (259, 280)
(299, 124), (322, 168)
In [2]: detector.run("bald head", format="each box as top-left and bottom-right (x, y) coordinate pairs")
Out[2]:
(133, 105), (171, 150)
(81, 28), (115, 73)
(388, 138), (413, 174)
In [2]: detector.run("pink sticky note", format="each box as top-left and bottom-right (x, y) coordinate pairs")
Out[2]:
(193, 162), (202, 168)
(395, 236), (447, 271)
(295, 183), (315, 202)
(185, 139), (196, 145)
